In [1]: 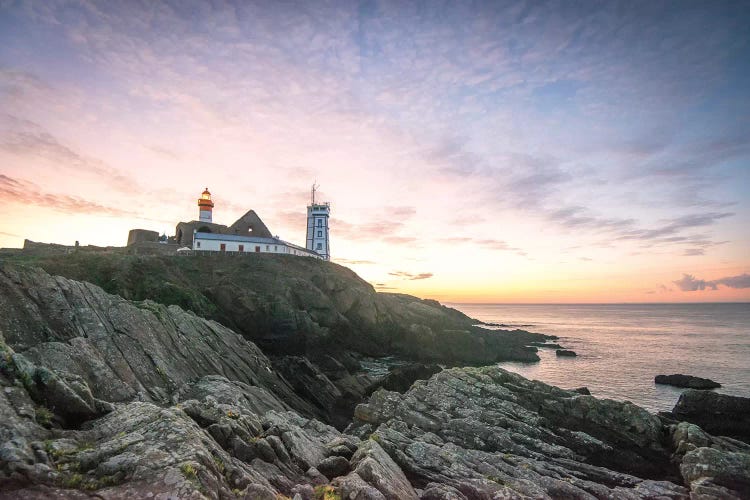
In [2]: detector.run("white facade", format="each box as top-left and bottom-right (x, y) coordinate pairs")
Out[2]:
(192, 232), (320, 258)
(306, 203), (330, 260)
(199, 210), (212, 223)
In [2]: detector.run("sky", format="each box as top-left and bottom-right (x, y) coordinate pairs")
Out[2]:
(1, 0), (749, 303)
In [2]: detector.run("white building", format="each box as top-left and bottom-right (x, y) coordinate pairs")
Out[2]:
(192, 232), (321, 258)
(305, 184), (331, 260)
(181, 187), (329, 260)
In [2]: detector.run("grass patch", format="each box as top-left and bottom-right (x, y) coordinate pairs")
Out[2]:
(314, 485), (341, 500)
(35, 406), (54, 427)
(180, 462), (197, 480)
(61, 473), (83, 489)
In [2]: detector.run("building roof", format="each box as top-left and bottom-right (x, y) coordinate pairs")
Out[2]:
(194, 232), (280, 244)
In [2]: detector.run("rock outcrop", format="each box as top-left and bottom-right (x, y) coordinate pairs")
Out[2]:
(0, 263), (317, 419)
(2, 260), (749, 499)
(5, 253), (552, 365)
(655, 374), (721, 389)
(347, 366), (750, 499)
(668, 390), (750, 444)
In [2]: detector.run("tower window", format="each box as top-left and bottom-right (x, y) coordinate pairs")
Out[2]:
(316, 243), (322, 250)
(317, 230), (322, 237)
(317, 219), (322, 227)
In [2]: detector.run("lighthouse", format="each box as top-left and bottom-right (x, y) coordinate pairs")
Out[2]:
(198, 187), (214, 223)
(306, 183), (331, 260)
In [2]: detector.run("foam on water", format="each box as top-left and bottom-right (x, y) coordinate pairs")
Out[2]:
(448, 303), (750, 412)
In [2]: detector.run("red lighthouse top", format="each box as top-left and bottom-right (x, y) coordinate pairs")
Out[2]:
(198, 187), (214, 209)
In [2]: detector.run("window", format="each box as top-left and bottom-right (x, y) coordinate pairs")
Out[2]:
(238, 245), (244, 252)
(317, 231), (322, 237)
(317, 219), (322, 227)
(266, 245), (269, 251)
(196, 241), (201, 248)
(255, 246), (260, 252)
(220, 243), (226, 252)
(274, 245), (277, 251)
(316, 243), (322, 250)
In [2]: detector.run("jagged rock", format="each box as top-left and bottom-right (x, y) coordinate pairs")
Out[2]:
(0, 264), (317, 419)
(349, 366), (690, 498)
(655, 374), (721, 389)
(317, 455), (351, 479)
(349, 439), (419, 500)
(331, 472), (387, 499)
(371, 364), (442, 394)
(572, 386), (591, 395)
(175, 375), (288, 415)
(680, 447), (750, 498)
(420, 482), (469, 499)
(668, 390), (750, 444)
(271, 356), (343, 420)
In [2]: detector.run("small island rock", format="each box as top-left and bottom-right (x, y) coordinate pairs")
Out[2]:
(655, 374), (721, 389)
(556, 349), (577, 357)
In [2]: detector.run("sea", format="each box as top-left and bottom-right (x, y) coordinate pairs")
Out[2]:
(448, 303), (750, 413)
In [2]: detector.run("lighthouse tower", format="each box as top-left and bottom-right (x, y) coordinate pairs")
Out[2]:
(306, 183), (330, 260)
(198, 187), (214, 223)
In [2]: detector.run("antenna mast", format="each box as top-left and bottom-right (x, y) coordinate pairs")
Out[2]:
(311, 182), (319, 205)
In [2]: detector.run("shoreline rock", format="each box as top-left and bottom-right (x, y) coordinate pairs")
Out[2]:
(655, 374), (721, 389)
(556, 349), (577, 357)
(668, 390), (750, 444)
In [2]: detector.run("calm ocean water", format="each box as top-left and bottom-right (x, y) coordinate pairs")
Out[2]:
(448, 303), (750, 413)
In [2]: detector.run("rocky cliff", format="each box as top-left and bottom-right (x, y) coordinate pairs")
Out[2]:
(1, 259), (748, 499)
(6, 252), (546, 364)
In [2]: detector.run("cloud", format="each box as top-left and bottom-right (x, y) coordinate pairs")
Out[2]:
(673, 274), (716, 291)
(389, 271), (434, 280)
(682, 248), (704, 256)
(673, 273), (750, 291)
(475, 239), (527, 257)
(331, 215), (417, 245)
(335, 258), (376, 265)
(0, 115), (137, 191)
(714, 274), (750, 289)
(0, 174), (132, 217)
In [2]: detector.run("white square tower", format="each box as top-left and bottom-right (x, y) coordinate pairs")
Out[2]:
(306, 184), (330, 260)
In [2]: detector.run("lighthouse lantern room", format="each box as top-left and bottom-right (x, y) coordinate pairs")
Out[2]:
(198, 188), (214, 223)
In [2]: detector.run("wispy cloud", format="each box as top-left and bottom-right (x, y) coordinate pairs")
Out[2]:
(0, 115), (137, 191)
(0, 174), (131, 217)
(389, 271), (434, 280)
(335, 258), (376, 265)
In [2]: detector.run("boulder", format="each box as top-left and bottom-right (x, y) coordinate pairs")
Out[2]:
(680, 447), (750, 498)
(670, 390), (750, 443)
(655, 374), (721, 389)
